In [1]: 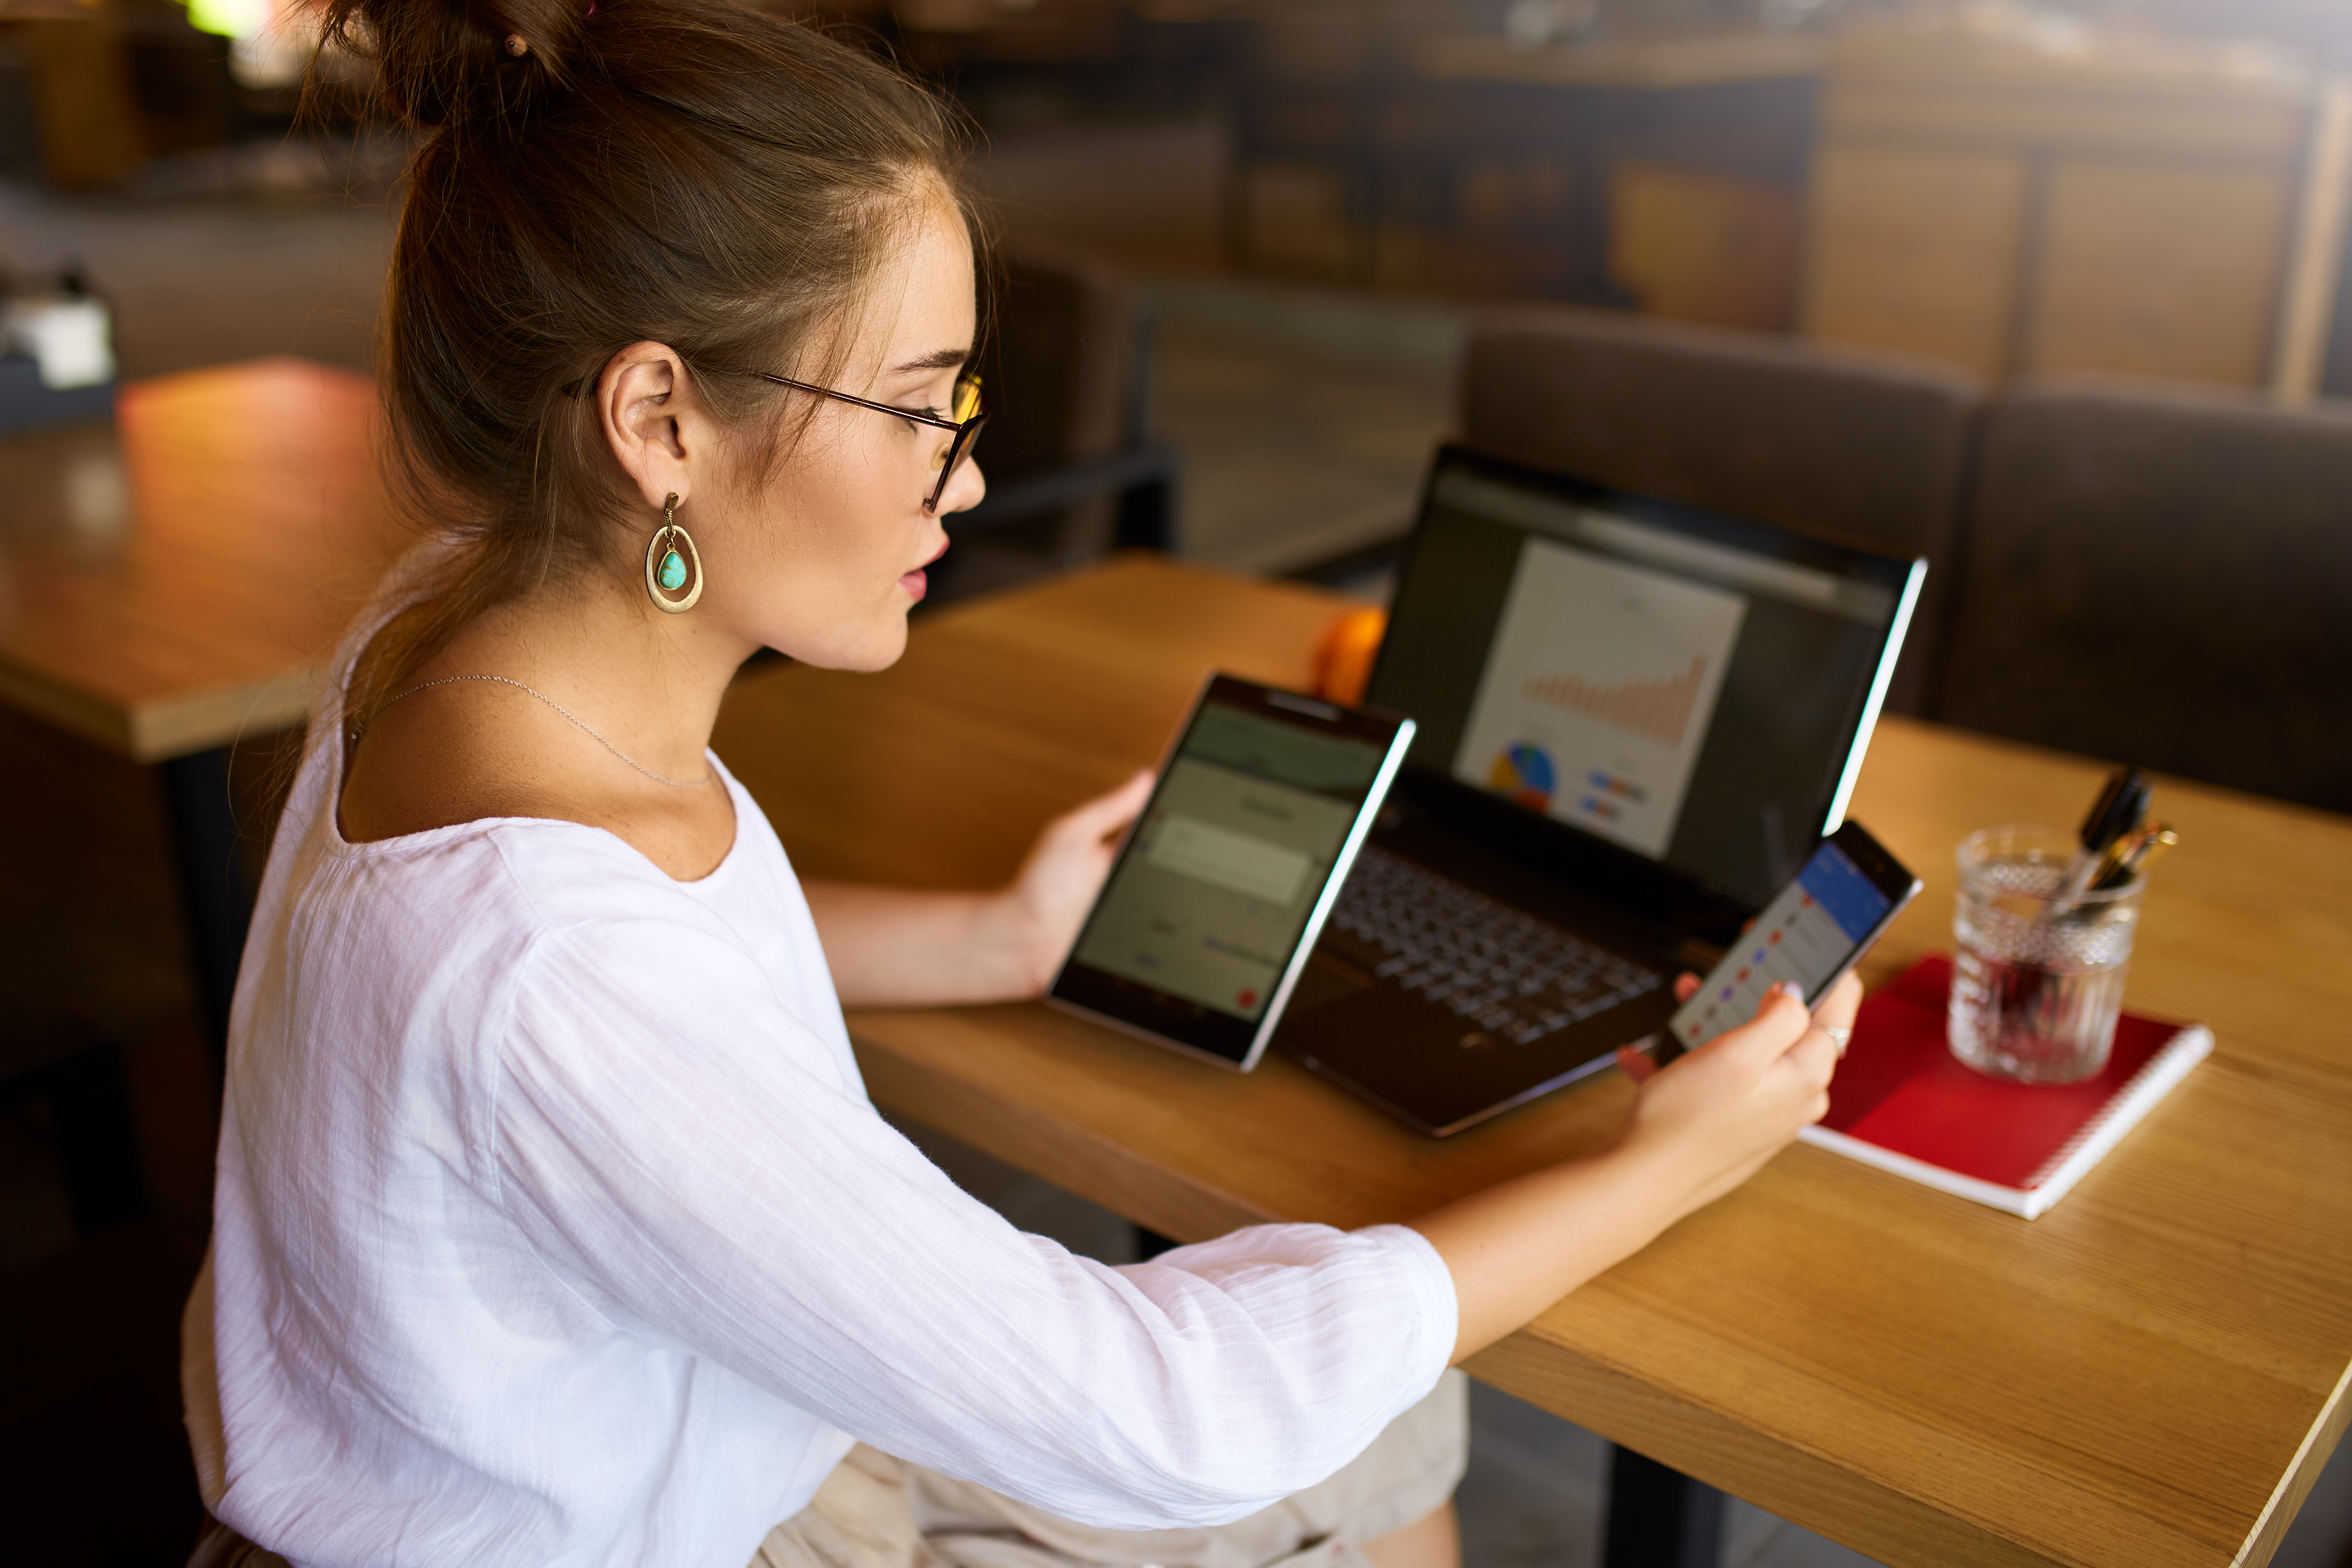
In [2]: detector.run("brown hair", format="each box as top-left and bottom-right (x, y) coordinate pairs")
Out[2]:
(319, 0), (972, 737)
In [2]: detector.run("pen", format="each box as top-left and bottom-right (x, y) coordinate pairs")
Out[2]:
(2060, 766), (2150, 902)
(2088, 821), (2178, 893)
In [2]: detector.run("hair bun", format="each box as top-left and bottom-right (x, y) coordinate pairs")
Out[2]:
(321, 0), (588, 129)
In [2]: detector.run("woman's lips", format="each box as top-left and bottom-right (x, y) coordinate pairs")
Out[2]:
(901, 537), (948, 601)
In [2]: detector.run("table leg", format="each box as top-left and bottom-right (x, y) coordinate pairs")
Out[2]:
(157, 746), (254, 1079)
(1604, 1444), (1725, 1568)
(31, 1033), (148, 1233)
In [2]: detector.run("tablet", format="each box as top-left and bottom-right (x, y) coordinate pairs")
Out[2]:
(1049, 673), (1415, 1071)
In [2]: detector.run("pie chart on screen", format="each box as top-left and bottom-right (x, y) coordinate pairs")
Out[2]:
(1488, 742), (1556, 811)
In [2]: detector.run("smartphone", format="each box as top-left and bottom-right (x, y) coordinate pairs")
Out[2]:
(1049, 673), (1414, 1072)
(1654, 820), (1921, 1065)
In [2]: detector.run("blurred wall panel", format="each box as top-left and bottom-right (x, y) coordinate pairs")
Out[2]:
(2033, 162), (2290, 386)
(1804, 145), (2022, 378)
(1800, 13), (2348, 392)
(18, 17), (144, 190)
(1606, 162), (1799, 331)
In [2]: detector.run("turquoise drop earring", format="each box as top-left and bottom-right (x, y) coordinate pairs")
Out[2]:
(643, 492), (704, 614)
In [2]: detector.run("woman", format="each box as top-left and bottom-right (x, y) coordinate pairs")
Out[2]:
(183, 2), (1853, 1565)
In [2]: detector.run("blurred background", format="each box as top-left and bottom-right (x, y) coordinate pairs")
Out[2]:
(5, 1), (2352, 1564)
(15, 0), (2352, 582)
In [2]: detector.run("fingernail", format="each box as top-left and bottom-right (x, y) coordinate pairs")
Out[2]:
(1779, 981), (1804, 999)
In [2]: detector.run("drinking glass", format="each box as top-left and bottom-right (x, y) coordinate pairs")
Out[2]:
(1949, 825), (2145, 1085)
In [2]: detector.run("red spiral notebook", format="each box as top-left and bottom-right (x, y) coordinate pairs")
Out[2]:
(1796, 955), (2213, 1218)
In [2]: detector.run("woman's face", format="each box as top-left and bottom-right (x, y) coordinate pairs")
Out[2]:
(699, 193), (983, 672)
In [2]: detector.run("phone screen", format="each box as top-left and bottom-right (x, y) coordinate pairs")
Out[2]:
(1666, 827), (1915, 1054)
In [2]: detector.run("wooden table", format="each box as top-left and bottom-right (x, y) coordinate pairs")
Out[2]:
(0, 357), (402, 1051)
(712, 555), (2352, 1568)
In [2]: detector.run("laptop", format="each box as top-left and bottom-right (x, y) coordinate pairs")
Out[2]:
(1269, 444), (1924, 1135)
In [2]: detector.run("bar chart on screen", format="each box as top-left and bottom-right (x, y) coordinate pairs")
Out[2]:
(1454, 537), (1746, 858)
(1521, 653), (1710, 748)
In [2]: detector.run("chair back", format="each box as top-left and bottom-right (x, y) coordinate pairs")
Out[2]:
(977, 237), (1140, 487)
(1938, 377), (2352, 814)
(1460, 305), (1982, 713)
(934, 238), (1175, 600)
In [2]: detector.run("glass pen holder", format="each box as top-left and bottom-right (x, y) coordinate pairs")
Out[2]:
(1950, 826), (2145, 1085)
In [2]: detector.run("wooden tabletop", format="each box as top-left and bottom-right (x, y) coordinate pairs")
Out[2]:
(0, 357), (402, 762)
(712, 555), (2352, 1568)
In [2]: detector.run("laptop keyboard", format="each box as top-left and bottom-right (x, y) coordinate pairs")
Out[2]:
(1328, 847), (1662, 1046)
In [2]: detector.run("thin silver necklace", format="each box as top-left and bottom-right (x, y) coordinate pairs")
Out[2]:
(361, 675), (711, 788)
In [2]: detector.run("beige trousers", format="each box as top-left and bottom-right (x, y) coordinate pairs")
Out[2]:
(754, 1371), (1470, 1568)
(185, 1371), (1467, 1568)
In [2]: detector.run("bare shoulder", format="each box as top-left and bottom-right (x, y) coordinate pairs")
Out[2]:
(337, 690), (571, 842)
(339, 687), (735, 880)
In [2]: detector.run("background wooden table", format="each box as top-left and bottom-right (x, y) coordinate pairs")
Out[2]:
(0, 356), (396, 761)
(0, 357), (402, 1054)
(713, 555), (2352, 1568)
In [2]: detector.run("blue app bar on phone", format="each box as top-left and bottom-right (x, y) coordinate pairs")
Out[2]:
(1669, 840), (1895, 1051)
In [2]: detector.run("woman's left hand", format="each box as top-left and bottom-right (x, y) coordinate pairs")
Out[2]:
(998, 769), (1154, 994)
(804, 770), (1152, 1009)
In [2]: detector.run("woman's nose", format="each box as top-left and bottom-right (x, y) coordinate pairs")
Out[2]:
(934, 452), (985, 517)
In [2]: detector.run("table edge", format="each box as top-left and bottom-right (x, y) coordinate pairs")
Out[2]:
(2238, 1361), (2352, 1568)
(0, 653), (320, 762)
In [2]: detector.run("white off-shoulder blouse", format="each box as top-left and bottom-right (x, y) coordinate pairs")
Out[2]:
(183, 622), (1457, 1568)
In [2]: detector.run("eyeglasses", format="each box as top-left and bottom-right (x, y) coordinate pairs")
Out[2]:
(716, 366), (986, 514)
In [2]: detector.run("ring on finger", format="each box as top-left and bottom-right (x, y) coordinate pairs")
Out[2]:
(1822, 1024), (1853, 1057)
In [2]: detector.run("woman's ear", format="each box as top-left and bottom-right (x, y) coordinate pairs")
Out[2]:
(597, 342), (710, 510)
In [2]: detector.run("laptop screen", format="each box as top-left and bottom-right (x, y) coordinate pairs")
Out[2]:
(1369, 449), (1922, 910)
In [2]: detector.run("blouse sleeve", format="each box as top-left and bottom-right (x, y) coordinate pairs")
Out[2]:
(490, 912), (1459, 1530)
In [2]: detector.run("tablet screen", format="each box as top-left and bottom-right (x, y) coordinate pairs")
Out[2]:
(1052, 676), (1412, 1069)
(1072, 701), (1385, 1022)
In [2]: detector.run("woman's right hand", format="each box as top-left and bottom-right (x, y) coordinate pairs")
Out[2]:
(1611, 972), (1853, 1225)
(1410, 969), (1856, 1364)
